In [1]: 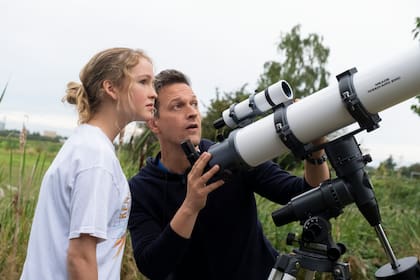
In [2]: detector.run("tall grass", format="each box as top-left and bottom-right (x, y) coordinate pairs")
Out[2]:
(0, 135), (57, 279)
(0, 136), (419, 279)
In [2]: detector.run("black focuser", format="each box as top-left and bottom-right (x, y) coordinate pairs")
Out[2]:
(181, 139), (200, 166)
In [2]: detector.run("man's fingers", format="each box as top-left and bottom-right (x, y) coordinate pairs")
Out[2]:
(190, 152), (210, 174)
(206, 179), (225, 192)
(189, 152), (225, 191)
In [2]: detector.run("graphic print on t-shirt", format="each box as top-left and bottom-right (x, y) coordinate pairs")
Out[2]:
(112, 192), (131, 258)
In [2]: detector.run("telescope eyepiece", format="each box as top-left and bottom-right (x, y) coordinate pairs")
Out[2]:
(281, 81), (292, 98)
(213, 118), (226, 130)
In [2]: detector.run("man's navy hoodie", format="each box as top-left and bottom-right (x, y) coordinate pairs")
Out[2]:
(128, 139), (312, 280)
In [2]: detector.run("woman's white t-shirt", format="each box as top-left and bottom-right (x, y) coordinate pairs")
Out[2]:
(21, 124), (131, 279)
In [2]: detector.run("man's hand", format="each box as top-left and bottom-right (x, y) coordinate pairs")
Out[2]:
(170, 152), (224, 238)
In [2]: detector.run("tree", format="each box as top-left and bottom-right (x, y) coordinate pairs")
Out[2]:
(257, 24), (330, 99)
(201, 86), (250, 141)
(411, 17), (420, 116)
(377, 155), (397, 176)
(398, 163), (420, 178)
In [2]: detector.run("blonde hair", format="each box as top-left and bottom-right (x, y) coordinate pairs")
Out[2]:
(63, 47), (152, 124)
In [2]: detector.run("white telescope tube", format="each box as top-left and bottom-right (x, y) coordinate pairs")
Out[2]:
(209, 44), (420, 168)
(288, 44), (420, 142)
(215, 80), (293, 129)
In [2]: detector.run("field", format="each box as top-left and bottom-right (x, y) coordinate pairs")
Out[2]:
(0, 137), (419, 279)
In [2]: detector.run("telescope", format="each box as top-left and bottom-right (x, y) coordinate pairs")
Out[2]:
(181, 43), (420, 279)
(213, 79), (294, 130)
(205, 43), (420, 170)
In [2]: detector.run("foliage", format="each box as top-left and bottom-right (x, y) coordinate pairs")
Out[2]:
(201, 86), (251, 141)
(117, 123), (160, 177)
(399, 163), (420, 178)
(376, 155), (397, 175)
(257, 24), (330, 99)
(0, 129), (65, 143)
(413, 17), (420, 40)
(411, 17), (420, 116)
(0, 136), (56, 279)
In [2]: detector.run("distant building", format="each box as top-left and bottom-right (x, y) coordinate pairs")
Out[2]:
(43, 130), (57, 138)
(0, 121), (5, 131)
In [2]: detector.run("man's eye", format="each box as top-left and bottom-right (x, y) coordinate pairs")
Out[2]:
(173, 104), (182, 110)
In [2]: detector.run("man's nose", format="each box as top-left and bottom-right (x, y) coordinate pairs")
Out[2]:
(186, 105), (198, 117)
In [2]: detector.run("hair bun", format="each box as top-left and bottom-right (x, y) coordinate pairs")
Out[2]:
(63, 81), (83, 104)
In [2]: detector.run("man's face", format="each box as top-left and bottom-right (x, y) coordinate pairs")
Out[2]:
(151, 83), (201, 148)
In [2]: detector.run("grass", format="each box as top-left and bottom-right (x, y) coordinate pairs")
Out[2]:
(0, 137), (419, 279)
(0, 134), (61, 279)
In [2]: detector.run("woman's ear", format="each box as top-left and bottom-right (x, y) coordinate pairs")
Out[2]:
(102, 80), (118, 100)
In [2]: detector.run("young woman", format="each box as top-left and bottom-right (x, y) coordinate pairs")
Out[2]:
(20, 47), (157, 280)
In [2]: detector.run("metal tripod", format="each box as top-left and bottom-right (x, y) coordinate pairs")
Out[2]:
(268, 216), (351, 280)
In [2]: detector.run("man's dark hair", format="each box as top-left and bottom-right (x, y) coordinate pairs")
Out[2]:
(153, 69), (191, 117)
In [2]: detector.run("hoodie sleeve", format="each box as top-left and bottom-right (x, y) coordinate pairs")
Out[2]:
(128, 173), (190, 280)
(247, 161), (312, 205)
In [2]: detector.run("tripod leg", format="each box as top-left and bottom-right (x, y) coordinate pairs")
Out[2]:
(268, 269), (296, 280)
(303, 270), (316, 280)
(333, 262), (351, 280)
(268, 254), (299, 280)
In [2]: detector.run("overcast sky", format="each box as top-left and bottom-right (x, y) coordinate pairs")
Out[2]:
(1, 0), (419, 167)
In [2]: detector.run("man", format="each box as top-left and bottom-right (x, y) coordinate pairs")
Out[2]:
(128, 69), (330, 279)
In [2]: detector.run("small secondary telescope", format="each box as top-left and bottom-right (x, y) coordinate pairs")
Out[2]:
(213, 80), (293, 130)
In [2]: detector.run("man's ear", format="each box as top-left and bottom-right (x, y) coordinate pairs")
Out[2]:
(146, 118), (160, 134)
(102, 80), (118, 100)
